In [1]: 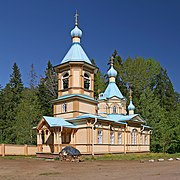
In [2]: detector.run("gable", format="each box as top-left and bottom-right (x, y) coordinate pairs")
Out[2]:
(36, 118), (50, 130)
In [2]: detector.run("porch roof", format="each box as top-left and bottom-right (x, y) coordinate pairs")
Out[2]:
(43, 116), (77, 128)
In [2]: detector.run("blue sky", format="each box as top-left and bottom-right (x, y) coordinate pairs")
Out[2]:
(0, 0), (179, 92)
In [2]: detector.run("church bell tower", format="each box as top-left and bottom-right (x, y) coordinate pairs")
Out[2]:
(53, 11), (97, 119)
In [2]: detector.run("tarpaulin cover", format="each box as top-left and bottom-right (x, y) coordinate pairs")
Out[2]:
(61, 146), (81, 156)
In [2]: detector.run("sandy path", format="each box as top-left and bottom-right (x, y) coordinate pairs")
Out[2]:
(0, 158), (179, 180)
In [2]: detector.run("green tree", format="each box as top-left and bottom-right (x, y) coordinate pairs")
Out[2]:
(166, 93), (180, 153)
(2, 63), (24, 143)
(138, 87), (166, 152)
(154, 68), (176, 111)
(28, 64), (38, 90)
(119, 57), (161, 107)
(37, 60), (57, 116)
(15, 88), (42, 144)
(91, 59), (106, 98)
(0, 85), (4, 143)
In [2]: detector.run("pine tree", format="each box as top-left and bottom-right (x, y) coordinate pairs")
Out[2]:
(37, 60), (58, 116)
(138, 87), (166, 152)
(91, 59), (106, 98)
(0, 85), (4, 143)
(28, 64), (38, 90)
(15, 88), (42, 144)
(2, 63), (24, 143)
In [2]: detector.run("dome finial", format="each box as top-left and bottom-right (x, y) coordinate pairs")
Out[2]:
(71, 10), (82, 40)
(75, 10), (79, 26)
(129, 88), (133, 100)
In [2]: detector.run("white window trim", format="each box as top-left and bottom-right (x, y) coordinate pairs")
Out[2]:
(132, 129), (137, 145)
(110, 132), (114, 144)
(97, 130), (103, 144)
(118, 132), (122, 144)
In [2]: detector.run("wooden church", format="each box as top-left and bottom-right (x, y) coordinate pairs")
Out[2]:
(36, 12), (151, 157)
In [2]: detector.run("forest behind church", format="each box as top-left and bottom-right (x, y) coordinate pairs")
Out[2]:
(0, 50), (179, 153)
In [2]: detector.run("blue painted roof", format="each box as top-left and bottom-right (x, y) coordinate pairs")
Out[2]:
(103, 82), (124, 99)
(43, 116), (77, 128)
(141, 124), (153, 129)
(60, 42), (92, 65)
(52, 94), (96, 102)
(128, 100), (135, 110)
(71, 114), (126, 125)
(107, 114), (138, 122)
(107, 66), (117, 77)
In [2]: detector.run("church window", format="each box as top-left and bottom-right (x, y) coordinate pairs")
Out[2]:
(84, 73), (90, 90)
(113, 106), (117, 114)
(97, 130), (103, 144)
(46, 130), (48, 135)
(110, 132), (114, 144)
(118, 132), (122, 144)
(62, 72), (69, 89)
(62, 103), (67, 113)
(132, 129), (137, 145)
(41, 130), (45, 144)
(140, 133), (142, 144)
(144, 132), (148, 145)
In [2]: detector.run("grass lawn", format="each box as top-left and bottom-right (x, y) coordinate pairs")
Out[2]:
(84, 153), (180, 161)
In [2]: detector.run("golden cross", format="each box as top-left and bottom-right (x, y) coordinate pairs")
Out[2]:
(129, 88), (133, 100)
(75, 10), (79, 26)
(110, 56), (114, 66)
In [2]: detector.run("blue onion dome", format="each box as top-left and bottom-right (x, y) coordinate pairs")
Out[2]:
(128, 100), (135, 110)
(71, 26), (82, 38)
(107, 66), (117, 77)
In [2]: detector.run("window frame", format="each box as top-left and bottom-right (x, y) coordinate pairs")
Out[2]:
(62, 103), (67, 113)
(84, 72), (90, 90)
(62, 72), (69, 89)
(118, 132), (122, 144)
(110, 132), (114, 144)
(132, 129), (137, 145)
(97, 129), (103, 144)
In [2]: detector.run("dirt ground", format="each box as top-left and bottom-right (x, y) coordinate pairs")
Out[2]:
(0, 158), (180, 180)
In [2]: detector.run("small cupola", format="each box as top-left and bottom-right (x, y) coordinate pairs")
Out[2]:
(71, 26), (82, 38)
(107, 66), (117, 77)
(128, 100), (135, 111)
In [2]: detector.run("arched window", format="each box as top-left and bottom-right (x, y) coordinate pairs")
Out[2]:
(113, 106), (117, 114)
(41, 130), (45, 144)
(144, 132), (148, 145)
(62, 103), (67, 113)
(140, 133), (142, 144)
(62, 72), (69, 89)
(84, 73), (90, 90)
(132, 129), (137, 145)
(46, 130), (48, 135)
